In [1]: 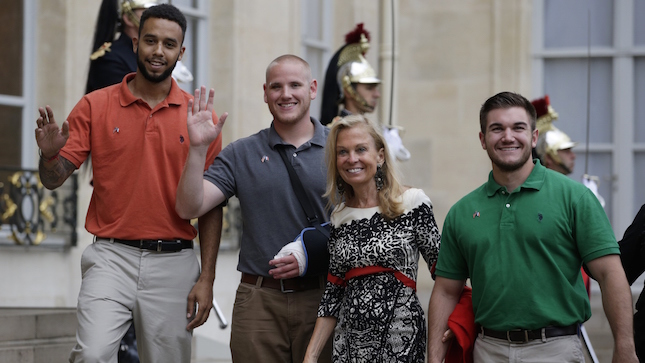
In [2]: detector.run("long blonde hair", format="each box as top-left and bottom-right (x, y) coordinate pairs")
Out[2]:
(324, 115), (404, 220)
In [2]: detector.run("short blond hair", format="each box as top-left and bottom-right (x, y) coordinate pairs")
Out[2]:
(265, 54), (312, 83)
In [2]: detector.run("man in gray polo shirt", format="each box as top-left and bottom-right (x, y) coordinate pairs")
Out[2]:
(175, 54), (332, 363)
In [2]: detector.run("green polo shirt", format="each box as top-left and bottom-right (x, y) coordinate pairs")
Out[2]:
(436, 160), (618, 330)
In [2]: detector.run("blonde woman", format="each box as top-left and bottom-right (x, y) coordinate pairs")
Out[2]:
(304, 115), (441, 362)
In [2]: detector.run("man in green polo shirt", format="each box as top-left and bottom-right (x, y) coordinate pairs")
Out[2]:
(427, 92), (637, 362)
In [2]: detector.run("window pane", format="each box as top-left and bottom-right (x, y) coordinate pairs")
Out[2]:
(635, 58), (645, 143)
(0, 106), (23, 189)
(544, 0), (612, 48)
(570, 152), (613, 222)
(544, 58), (613, 143)
(302, 0), (323, 40)
(0, 106), (22, 167)
(0, 1), (23, 96)
(171, 0), (197, 8)
(635, 0), (645, 45)
(305, 47), (323, 121)
(176, 17), (196, 94)
(635, 153), (645, 217)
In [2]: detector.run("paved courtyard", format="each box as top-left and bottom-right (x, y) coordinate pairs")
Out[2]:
(192, 249), (622, 362)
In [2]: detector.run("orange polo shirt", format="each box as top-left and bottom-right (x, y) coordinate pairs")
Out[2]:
(60, 73), (221, 240)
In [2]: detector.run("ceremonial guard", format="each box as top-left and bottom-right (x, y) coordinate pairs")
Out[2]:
(531, 95), (577, 175)
(320, 23), (410, 161)
(86, 0), (158, 94)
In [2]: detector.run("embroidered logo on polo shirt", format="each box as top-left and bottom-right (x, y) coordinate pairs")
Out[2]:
(179, 135), (185, 143)
(538, 213), (543, 222)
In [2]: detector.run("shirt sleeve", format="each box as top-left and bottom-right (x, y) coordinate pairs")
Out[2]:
(574, 188), (620, 263)
(204, 111), (223, 170)
(412, 190), (441, 270)
(435, 207), (470, 281)
(203, 142), (237, 200)
(59, 96), (92, 168)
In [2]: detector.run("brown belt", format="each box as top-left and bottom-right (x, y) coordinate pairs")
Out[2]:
(241, 273), (324, 293)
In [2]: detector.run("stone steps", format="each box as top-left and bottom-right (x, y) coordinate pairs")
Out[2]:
(0, 308), (77, 363)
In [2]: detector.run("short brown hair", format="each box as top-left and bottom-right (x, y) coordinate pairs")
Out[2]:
(479, 92), (537, 134)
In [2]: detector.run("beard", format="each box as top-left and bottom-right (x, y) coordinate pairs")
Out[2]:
(136, 50), (179, 83)
(487, 146), (533, 172)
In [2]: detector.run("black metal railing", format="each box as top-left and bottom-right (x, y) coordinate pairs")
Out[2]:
(0, 167), (77, 248)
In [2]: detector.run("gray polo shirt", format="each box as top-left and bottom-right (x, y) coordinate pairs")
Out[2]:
(204, 118), (329, 276)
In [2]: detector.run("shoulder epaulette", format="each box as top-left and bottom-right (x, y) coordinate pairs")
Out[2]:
(90, 42), (112, 60)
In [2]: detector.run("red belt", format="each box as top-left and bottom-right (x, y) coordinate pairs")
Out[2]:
(328, 266), (416, 291)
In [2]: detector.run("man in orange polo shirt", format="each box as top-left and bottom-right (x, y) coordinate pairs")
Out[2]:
(34, 4), (224, 363)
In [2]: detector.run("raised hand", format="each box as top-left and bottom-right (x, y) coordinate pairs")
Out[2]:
(187, 86), (227, 150)
(35, 106), (69, 158)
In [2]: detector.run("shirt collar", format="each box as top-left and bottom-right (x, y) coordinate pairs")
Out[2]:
(485, 159), (546, 196)
(268, 117), (327, 149)
(119, 73), (184, 109)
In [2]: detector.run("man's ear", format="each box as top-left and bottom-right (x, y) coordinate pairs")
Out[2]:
(122, 14), (136, 28)
(309, 79), (318, 100)
(178, 46), (185, 61)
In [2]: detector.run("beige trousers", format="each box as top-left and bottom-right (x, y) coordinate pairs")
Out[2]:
(69, 240), (199, 363)
(474, 332), (584, 362)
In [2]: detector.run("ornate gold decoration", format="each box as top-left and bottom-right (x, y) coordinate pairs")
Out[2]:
(2, 194), (16, 222)
(90, 42), (112, 61)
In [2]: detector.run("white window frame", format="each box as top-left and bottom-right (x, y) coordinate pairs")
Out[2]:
(0, 0), (37, 168)
(168, 0), (210, 94)
(532, 0), (643, 237)
(300, 0), (334, 121)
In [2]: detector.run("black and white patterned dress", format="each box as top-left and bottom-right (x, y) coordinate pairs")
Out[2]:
(319, 188), (441, 362)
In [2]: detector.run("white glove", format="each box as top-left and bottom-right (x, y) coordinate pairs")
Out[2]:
(582, 175), (606, 208)
(172, 60), (194, 83)
(382, 126), (411, 162)
(274, 238), (306, 276)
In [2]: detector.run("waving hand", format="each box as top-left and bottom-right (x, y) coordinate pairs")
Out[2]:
(35, 106), (69, 158)
(187, 86), (227, 151)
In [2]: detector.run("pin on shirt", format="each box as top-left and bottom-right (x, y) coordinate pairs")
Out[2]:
(261, 155), (269, 163)
(473, 211), (480, 218)
(113, 127), (120, 134)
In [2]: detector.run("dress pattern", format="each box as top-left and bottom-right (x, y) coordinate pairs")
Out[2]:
(319, 188), (441, 362)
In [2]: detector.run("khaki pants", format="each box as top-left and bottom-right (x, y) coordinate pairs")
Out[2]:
(474, 333), (584, 362)
(230, 278), (332, 363)
(69, 240), (199, 363)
